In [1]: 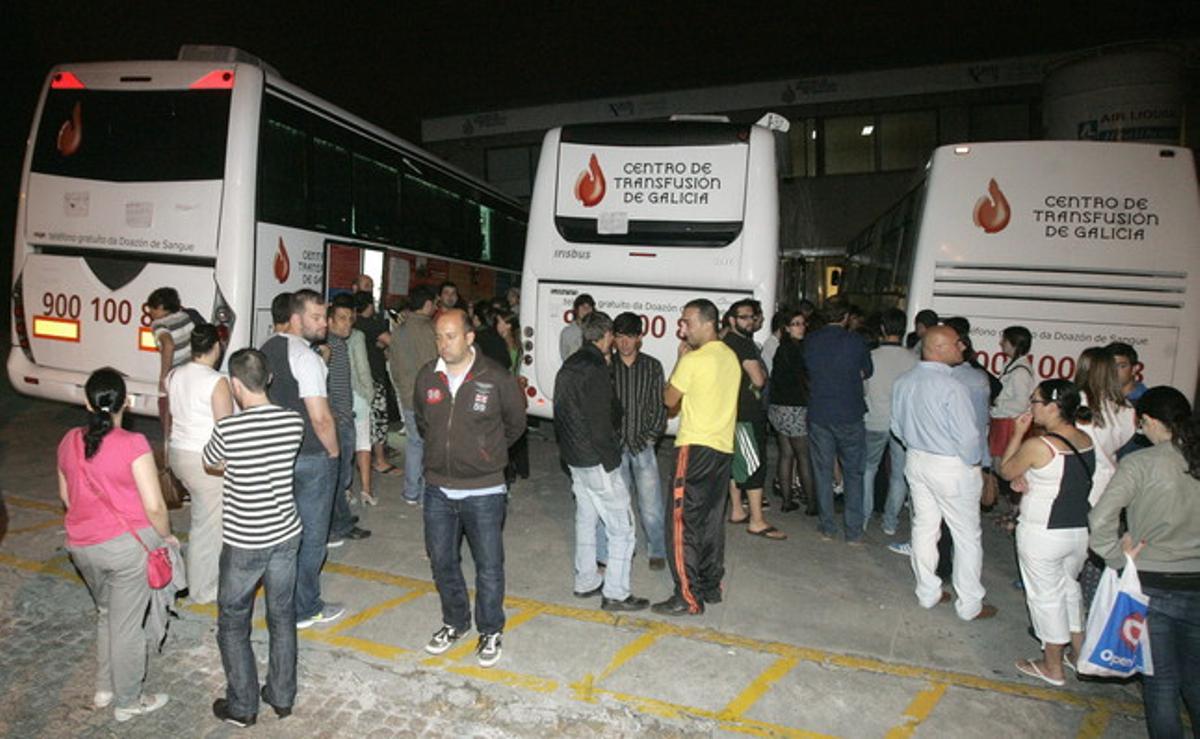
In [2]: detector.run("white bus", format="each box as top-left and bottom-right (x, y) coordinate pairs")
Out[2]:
(839, 141), (1200, 398)
(518, 118), (780, 420)
(9, 46), (525, 415)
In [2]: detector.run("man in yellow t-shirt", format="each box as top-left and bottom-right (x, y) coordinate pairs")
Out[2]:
(652, 299), (740, 616)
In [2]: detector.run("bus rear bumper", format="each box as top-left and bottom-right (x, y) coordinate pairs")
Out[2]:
(7, 351), (162, 417)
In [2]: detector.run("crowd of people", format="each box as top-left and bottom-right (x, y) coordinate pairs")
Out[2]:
(52, 284), (1199, 735)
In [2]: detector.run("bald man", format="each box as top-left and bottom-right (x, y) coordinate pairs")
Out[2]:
(890, 326), (997, 621)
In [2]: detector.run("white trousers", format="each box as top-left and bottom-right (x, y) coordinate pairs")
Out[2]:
(1016, 523), (1088, 645)
(905, 449), (986, 620)
(170, 447), (223, 604)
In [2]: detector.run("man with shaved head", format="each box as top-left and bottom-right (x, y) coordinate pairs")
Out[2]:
(413, 308), (526, 668)
(891, 325), (997, 621)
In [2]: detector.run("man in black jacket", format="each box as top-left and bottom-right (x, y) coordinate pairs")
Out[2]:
(554, 312), (649, 612)
(414, 309), (526, 668)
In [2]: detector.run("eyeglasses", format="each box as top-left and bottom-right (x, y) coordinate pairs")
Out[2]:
(735, 314), (755, 320)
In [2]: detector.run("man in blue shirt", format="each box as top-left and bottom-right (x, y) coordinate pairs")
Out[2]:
(891, 326), (997, 621)
(801, 302), (873, 543)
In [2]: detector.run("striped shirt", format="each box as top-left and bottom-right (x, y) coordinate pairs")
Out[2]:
(151, 311), (194, 369)
(203, 404), (304, 549)
(612, 351), (667, 453)
(327, 334), (353, 425)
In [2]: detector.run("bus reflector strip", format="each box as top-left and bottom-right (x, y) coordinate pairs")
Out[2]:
(32, 316), (81, 342)
(51, 72), (86, 89)
(139, 327), (159, 352)
(628, 252), (657, 257)
(189, 70), (235, 89)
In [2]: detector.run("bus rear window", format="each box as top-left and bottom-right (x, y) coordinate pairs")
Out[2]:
(31, 89), (231, 182)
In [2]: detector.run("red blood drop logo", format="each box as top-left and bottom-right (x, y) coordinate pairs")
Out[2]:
(973, 178), (1011, 234)
(1120, 612), (1145, 649)
(57, 101), (83, 157)
(574, 154), (606, 207)
(273, 237), (291, 283)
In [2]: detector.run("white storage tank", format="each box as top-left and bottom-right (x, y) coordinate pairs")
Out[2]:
(1043, 46), (1185, 145)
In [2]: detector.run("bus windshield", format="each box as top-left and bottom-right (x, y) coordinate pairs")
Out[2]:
(32, 89), (231, 182)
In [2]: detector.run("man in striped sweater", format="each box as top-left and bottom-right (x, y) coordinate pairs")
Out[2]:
(203, 349), (305, 727)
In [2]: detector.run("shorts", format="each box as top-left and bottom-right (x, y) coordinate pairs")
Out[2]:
(768, 404), (808, 438)
(353, 393), (372, 452)
(732, 420), (768, 490)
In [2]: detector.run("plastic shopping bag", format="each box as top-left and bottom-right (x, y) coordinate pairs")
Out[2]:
(1078, 554), (1154, 677)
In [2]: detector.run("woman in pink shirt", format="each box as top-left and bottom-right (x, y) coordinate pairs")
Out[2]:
(58, 368), (177, 722)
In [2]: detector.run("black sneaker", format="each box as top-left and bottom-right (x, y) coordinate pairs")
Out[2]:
(346, 526), (371, 540)
(476, 633), (502, 667)
(651, 594), (704, 616)
(425, 624), (468, 655)
(212, 698), (256, 727)
(601, 595), (650, 612)
(260, 685), (291, 719)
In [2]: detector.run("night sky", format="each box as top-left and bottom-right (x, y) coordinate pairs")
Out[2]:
(1, 0), (1197, 308)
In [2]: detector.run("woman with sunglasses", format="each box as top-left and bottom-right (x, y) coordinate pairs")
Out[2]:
(999, 379), (1095, 687)
(1090, 386), (1200, 738)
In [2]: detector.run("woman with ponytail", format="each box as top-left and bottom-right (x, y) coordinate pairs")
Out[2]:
(999, 379), (1095, 687)
(57, 368), (175, 722)
(1090, 386), (1200, 737)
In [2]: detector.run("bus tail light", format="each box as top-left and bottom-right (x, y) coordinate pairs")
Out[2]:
(11, 273), (36, 363)
(212, 286), (235, 345)
(525, 385), (537, 398)
(523, 354), (533, 365)
(190, 70), (235, 89)
(51, 71), (86, 89)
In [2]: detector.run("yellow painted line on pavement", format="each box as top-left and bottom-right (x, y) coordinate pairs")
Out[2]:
(885, 682), (947, 738)
(445, 665), (557, 693)
(303, 631), (409, 660)
(6, 518), (64, 536)
(572, 629), (664, 702)
(325, 588), (433, 637)
(0, 552), (79, 582)
(721, 655), (800, 719)
(4, 495), (62, 512)
(1076, 709), (1112, 739)
(590, 686), (832, 738)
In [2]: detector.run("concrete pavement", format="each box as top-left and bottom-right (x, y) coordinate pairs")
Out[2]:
(0, 376), (1151, 737)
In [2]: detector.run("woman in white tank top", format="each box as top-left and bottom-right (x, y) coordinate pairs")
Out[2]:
(999, 379), (1095, 687)
(167, 325), (232, 604)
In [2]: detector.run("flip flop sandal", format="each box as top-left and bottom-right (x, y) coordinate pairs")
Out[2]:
(747, 526), (787, 540)
(373, 464), (401, 475)
(1015, 659), (1065, 687)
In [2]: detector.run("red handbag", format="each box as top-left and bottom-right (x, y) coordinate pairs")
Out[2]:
(78, 454), (174, 590)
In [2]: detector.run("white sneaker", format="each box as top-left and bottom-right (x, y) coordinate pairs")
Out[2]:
(114, 693), (168, 722)
(93, 690), (113, 709)
(887, 541), (912, 556)
(882, 525), (897, 536)
(296, 603), (346, 630)
(425, 624), (469, 655)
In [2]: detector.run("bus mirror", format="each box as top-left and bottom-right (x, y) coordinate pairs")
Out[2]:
(755, 112), (790, 133)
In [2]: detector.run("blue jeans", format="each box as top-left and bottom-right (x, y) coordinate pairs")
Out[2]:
(863, 430), (909, 533)
(330, 419), (357, 538)
(1142, 586), (1200, 738)
(402, 409), (424, 503)
(598, 446), (666, 563)
(423, 485), (507, 635)
(571, 464), (636, 600)
(217, 536), (299, 717)
(293, 453), (337, 621)
(809, 420), (867, 541)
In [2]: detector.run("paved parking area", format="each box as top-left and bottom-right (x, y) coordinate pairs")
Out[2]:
(0, 387), (1154, 737)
